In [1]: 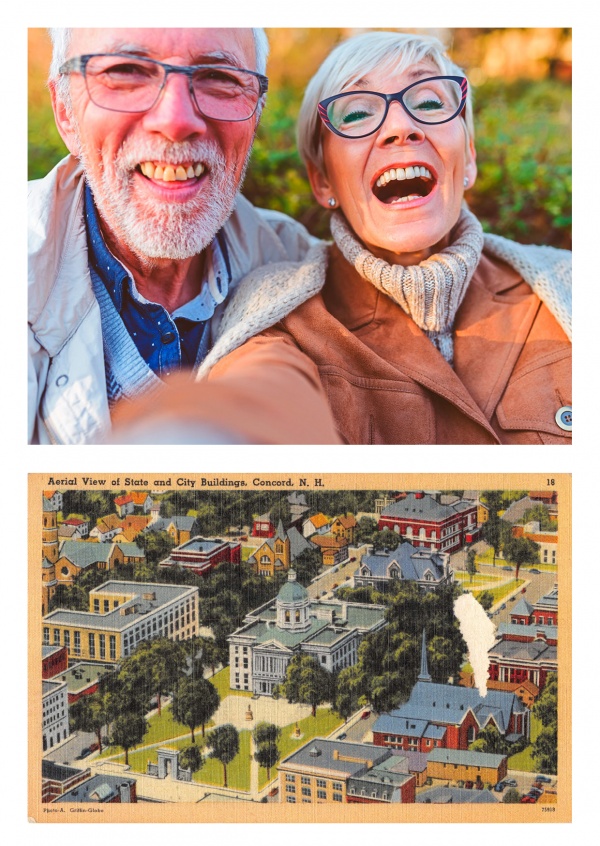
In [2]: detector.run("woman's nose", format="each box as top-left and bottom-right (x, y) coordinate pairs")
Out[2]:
(375, 99), (426, 146)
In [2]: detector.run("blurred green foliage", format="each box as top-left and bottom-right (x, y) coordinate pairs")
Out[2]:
(469, 79), (571, 248)
(28, 78), (571, 249)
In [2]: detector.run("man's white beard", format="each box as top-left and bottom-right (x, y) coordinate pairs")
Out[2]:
(78, 135), (249, 260)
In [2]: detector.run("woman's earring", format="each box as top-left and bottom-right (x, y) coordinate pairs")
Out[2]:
(328, 197), (337, 208)
(463, 177), (469, 188)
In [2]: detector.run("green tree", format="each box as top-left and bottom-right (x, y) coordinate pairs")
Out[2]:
(477, 590), (494, 611)
(277, 654), (332, 717)
(356, 516), (378, 544)
(503, 787), (521, 803)
(532, 673), (558, 774)
(335, 665), (363, 720)
(252, 722), (281, 780)
(521, 504), (554, 532)
(118, 638), (185, 717)
(466, 547), (478, 583)
(208, 724), (240, 787)
(179, 744), (204, 774)
(133, 529), (175, 568)
(372, 528), (400, 552)
(110, 712), (147, 765)
(503, 536), (540, 576)
(70, 692), (109, 753)
(480, 491), (506, 566)
(469, 725), (509, 755)
(293, 547), (322, 586)
(171, 676), (220, 742)
(197, 635), (226, 678)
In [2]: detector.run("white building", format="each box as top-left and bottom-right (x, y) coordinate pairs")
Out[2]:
(228, 571), (386, 695)
(42, 678), (69, 752)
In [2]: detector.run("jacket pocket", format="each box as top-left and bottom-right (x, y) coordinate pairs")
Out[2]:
(319, 367), (436, 444)
(495, 350), (571, 444)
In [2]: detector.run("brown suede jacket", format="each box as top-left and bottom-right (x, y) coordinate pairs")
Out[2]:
(209, 244), (571, 445)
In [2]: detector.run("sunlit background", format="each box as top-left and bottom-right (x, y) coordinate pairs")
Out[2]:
(28, 28), (571, 248)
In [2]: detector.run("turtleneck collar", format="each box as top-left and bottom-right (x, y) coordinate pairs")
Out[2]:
(330, 206), (484, 364)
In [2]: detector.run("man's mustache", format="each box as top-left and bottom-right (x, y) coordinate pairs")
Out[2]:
(114, 139), (227, 173)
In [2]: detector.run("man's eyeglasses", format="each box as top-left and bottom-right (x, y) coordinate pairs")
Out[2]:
(59, 53), (269, 122)
(318, 76), (468, 139)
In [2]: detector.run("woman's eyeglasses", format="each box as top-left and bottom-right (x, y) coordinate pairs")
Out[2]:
(318, 75), (468, 138)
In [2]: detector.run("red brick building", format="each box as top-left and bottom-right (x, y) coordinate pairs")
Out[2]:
(42, 644), (68, 679)
(372, 634), (529, 751)
(378, 492), (478, 553)
(252, 512), (276, 538)
(161, 536), (241, 575)
(488, 586), (558, 691)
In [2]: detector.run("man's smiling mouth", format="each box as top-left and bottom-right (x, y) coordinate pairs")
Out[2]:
(138, 161), (206, 182)
(373, 165), (435, 204)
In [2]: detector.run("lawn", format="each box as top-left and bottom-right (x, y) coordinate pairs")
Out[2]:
(101, 706), (344, 792)
(454, 571), (503, 587)
(209, 666), (253, 699)
(508, 714), (542, 772)
(474, 579), (524, 605)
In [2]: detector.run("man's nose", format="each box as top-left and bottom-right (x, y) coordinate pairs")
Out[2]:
(142, 70), (207, 141)
(375, 99), (426, 146)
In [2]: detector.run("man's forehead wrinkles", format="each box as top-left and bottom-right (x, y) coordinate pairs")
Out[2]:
(80, 41), (249, 69)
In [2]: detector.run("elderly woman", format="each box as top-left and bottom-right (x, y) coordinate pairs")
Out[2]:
(118, 31), (572, 445)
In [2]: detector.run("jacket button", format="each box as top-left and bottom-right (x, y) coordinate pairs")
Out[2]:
(161, 332), (176, 345)
(55, 374), (68, 387)
(555, 406), (572, 431)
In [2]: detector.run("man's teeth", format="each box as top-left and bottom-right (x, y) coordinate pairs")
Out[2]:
(375, 165), (432, 188)
(140, 162), (205, 181)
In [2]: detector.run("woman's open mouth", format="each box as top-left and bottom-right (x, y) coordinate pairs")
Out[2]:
(372, 165), (435, 204)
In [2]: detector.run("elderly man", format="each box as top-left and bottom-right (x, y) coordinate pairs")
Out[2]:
(29, 28), (338, 444)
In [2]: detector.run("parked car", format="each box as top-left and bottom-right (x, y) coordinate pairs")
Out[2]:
(500, 604), (506, 610)
(350, 557), (356, 562)
(361, 710), (371, 719)
(76, 747), (91, 759)
(502, 566), (512, 571)
(89, 742), (100, 753)
(337, 733), (347, 740)
(529, 568), (541, 575)
(521, 794), (537, 803)
(534, 775), (552, 784)
(332, 583), (339, 589)
(529, 787), (543, 797)
(475, 781), (484, 790)
(269, 787), (279, 797)
(464, 781), (474, 789)
(504, 778), (517, 787)
(494, 782), (506, 793)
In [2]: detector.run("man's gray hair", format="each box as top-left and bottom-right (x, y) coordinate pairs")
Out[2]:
(297, 30), (474, 173)
(49, 27), (269, 104)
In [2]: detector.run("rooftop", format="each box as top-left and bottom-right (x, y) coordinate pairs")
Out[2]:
(44, 581), (196, 630)
(280, 739), (390, 777)
(427, 748), (506, 768)
(54, 774), (136, 803)
(380, 493), (474, 522)
(360, 541), (448, 581)
(49, 662), (114, 693)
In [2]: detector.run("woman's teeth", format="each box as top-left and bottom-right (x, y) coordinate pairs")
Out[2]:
(139, 162), (205, 182)
(375, 165), (432, 188)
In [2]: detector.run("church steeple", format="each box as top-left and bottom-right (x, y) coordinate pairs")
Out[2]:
(418, 629), (432, 682)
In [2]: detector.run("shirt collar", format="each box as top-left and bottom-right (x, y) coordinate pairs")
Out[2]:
(84, 183), (229, 319)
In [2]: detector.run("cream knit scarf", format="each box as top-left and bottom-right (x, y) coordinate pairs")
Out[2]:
(330, 206), (485, 364)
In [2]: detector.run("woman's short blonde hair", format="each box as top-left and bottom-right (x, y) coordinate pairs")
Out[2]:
(297, 30), (474, 172)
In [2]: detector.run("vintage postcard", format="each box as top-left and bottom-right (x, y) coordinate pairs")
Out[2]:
(29, 472), (570, 823)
